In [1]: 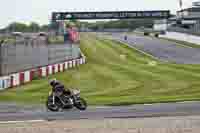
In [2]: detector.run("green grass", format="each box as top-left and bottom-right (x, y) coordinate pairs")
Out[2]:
(1, 33), (200, 106)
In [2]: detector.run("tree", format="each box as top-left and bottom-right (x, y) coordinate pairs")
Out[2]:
(5, 22), (51, 32)
(7, 22), (28, 32)
(29, 22), (40, 32)
(40, 24), (49, 31)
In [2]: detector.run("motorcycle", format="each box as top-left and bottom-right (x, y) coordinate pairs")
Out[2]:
(124, 35), (127, 40)
(46, 88), (87, 112)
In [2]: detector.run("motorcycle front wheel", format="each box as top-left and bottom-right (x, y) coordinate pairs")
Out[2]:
(75, 97), (87, 111)
(46, 96), (62, 112)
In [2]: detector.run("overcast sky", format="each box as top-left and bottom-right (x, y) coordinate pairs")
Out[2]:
(0, 0), (197, 28)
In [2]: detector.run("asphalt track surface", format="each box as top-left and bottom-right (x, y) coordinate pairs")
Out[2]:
(0, 102), (200, 122)
(111, 33), (200, 64)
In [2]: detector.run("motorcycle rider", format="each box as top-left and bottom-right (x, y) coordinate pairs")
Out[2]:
(47, 79), (87, 111)
(49, 79), (72, 103)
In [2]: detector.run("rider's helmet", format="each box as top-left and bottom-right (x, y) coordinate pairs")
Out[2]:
(49, 78), (57, 87)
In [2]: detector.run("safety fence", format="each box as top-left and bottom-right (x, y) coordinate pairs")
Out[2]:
(0, 56), (86, 91)
(0, 36), (81, 76)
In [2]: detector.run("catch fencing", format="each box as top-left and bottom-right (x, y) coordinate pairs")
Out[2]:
(0, 37), (81, 76)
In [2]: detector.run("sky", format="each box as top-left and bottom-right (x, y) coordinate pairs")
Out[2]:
(0, 0), (198, 28)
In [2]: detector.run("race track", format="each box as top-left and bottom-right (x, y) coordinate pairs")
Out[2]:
(0, 102), (200, 122)
(111, 33), (200, 64)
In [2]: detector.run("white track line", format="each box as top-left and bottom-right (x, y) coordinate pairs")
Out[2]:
(143, 104), (153, 106)
(114, 39), (160, 61)
(0, 120), (45, 124)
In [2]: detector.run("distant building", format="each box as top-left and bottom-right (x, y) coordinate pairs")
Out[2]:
(177, 7), (200, 19)
(174, 1), (200, 32)
(193, 1), (200, 7)
(176, 1), (200, 19)
(153, 19), (168, 31)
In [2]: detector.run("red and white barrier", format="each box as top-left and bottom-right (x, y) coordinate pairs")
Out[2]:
(0, 76), (11, 90)
(41, 67), (47, 77)
(0, 57), (86, 90)
(54, 64), (58, 73)
(64, 61), (68, 69)
(24, 71), (31, 83)
(12, 73), (20, 87)
(48, 65), (53, 75)
(60, 63), (64, 72)
(68, 61), (73, 68)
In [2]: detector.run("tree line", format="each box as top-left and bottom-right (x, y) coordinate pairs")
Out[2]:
(0, 19), (154, 33)
(51, 19), (154, 31)
(0, 22), (49, 33)
(79, 19), (154, 30)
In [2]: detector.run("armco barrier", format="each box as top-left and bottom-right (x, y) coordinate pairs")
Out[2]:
(0, 57), (86, 90)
